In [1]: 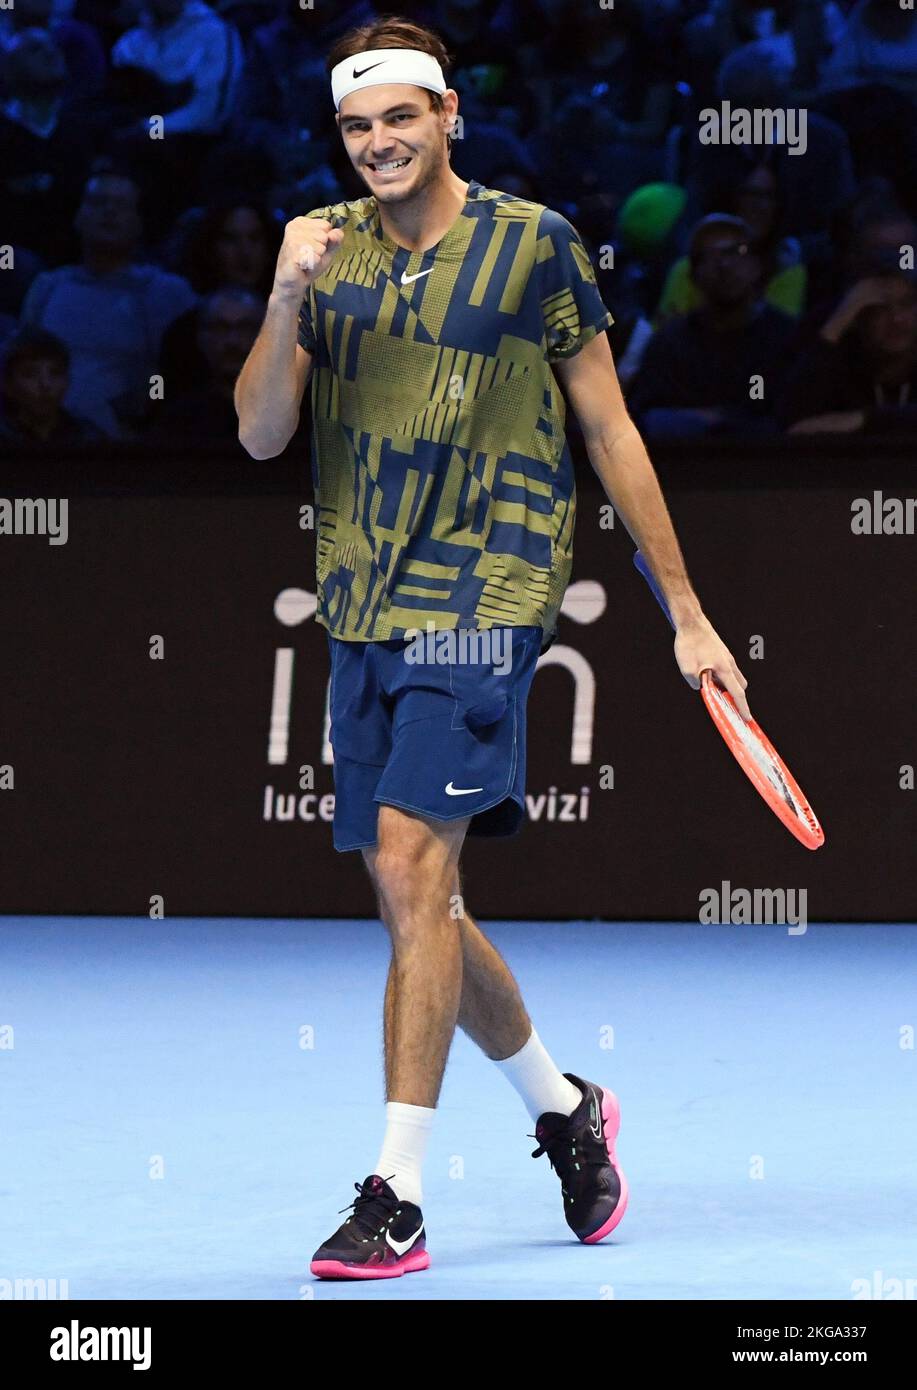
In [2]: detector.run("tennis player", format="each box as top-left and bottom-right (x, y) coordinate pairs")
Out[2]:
(235, 16), (751, 1280)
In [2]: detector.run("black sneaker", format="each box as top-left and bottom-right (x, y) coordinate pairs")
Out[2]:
(310, 1174), (430, 1280)
(531, 1074), (628, 1243)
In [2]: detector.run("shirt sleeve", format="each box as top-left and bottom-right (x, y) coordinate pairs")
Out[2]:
(296, 206), (334, 354)
(297, 291), (316, 354)
(147, 270), (198, 341)
(535, 207), (614, 363)
(162, 22), (244, 135)
(20, 270), (55, 325)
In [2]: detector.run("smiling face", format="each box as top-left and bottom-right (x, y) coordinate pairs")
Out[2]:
(337, 82), (458, 205)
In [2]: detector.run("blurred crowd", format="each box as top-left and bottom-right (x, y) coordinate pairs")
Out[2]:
(1, 0), (916, 450)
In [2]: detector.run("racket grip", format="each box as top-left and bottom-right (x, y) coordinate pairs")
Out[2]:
(633, 550), (675, 630)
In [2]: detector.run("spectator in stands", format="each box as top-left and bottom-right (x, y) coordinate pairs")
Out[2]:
(176, 201), (281, 298)
(600, 183), (688, 382)
(541, 3), (678, 200)
(0, 0), (105, 97)
(271, 128), (347, 217)
(433, 0), (516, 75)
(111, 0), (244, 137)
(683, 0), (846, 103)
(0, 327), (101, 446)
(20, 165), (197, 436)
(488, 167), (540, 201)
(448, 85), (539, 188)
(0, 244), (43, 325)
(149, 288), (264, 443)
(685, 39), (856, 254)
(658, 164), (807, 321)
(68, 0), (138, 53)
(107, 0), (248, 237)
(778, 259), (917, 435)
(3, 0), (909, 459)
(813, 1), (917, 220)
(839, 198), (917, 291)
(627, 213), (796, 438)
(430, 0), (519, 119)
(0, 27), (90, 264)
(0, 0), (106, 98)
(793, 181), (917, 344)
(242, 0), (377, 129)
(592, 182), (684, 305)
(0, 316), (18, 354)
(159, 202), (281, 388)
(821, 0), (917, 98)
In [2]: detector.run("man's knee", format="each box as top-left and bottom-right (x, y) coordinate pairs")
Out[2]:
(368, 807), (465, 928)
(373, 842), (446, 919)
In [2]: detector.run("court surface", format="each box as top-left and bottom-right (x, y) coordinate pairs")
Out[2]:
(2, 917), (915, 1301)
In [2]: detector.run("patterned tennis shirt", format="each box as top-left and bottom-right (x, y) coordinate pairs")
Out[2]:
(297, 178), (613, 643)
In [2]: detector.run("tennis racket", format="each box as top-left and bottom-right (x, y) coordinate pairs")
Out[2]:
(633, 550), (825, 850)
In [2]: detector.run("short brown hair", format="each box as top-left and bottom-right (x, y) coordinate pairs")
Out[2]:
(1, 327), (70, 382)
(326, 16), (452, 119)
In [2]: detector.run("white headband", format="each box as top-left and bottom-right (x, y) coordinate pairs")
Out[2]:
(331, 48), (447, 112)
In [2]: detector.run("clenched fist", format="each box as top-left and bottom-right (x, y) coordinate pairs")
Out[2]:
(273, 217), (345, 299)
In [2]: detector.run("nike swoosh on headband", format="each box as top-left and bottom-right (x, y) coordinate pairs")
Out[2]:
(385, 1224), (423, 1256)
(353, 61), (386, 78)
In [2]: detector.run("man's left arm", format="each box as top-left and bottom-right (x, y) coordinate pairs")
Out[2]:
(555, 331), (752, 718)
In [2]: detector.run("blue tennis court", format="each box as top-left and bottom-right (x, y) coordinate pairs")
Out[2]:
(2, 916), (915, 1301)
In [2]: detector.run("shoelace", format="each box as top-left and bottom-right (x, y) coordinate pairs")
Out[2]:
(337, 1175), (399, 1239)
(530, 1130), (607, 1163)
(529, 1124), (607, 1201)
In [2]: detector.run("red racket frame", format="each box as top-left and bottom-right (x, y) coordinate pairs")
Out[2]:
(700, 671), (825, 850)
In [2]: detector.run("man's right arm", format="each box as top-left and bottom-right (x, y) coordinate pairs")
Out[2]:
(235, 292), (313, 459)
(235, 215), (344, 459)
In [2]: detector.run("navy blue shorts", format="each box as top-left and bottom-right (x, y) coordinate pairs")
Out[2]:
(326, 626), (543, 852)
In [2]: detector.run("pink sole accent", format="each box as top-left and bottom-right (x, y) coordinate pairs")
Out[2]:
(310, 1248), (431, 1280)
(582, 1087), (629, 1244)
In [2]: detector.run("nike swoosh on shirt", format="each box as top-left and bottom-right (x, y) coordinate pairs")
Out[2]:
(445, 782), (484, 796)
(385, 1224), (423, 1256)
(401, 269), (434, 285)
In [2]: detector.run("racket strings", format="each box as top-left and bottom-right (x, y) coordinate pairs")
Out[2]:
(707, 683), (815, 830)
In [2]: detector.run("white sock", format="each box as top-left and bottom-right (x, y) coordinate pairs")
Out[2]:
(374, 1101), (435, 1206)
(495, 1028), (582, 1122)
